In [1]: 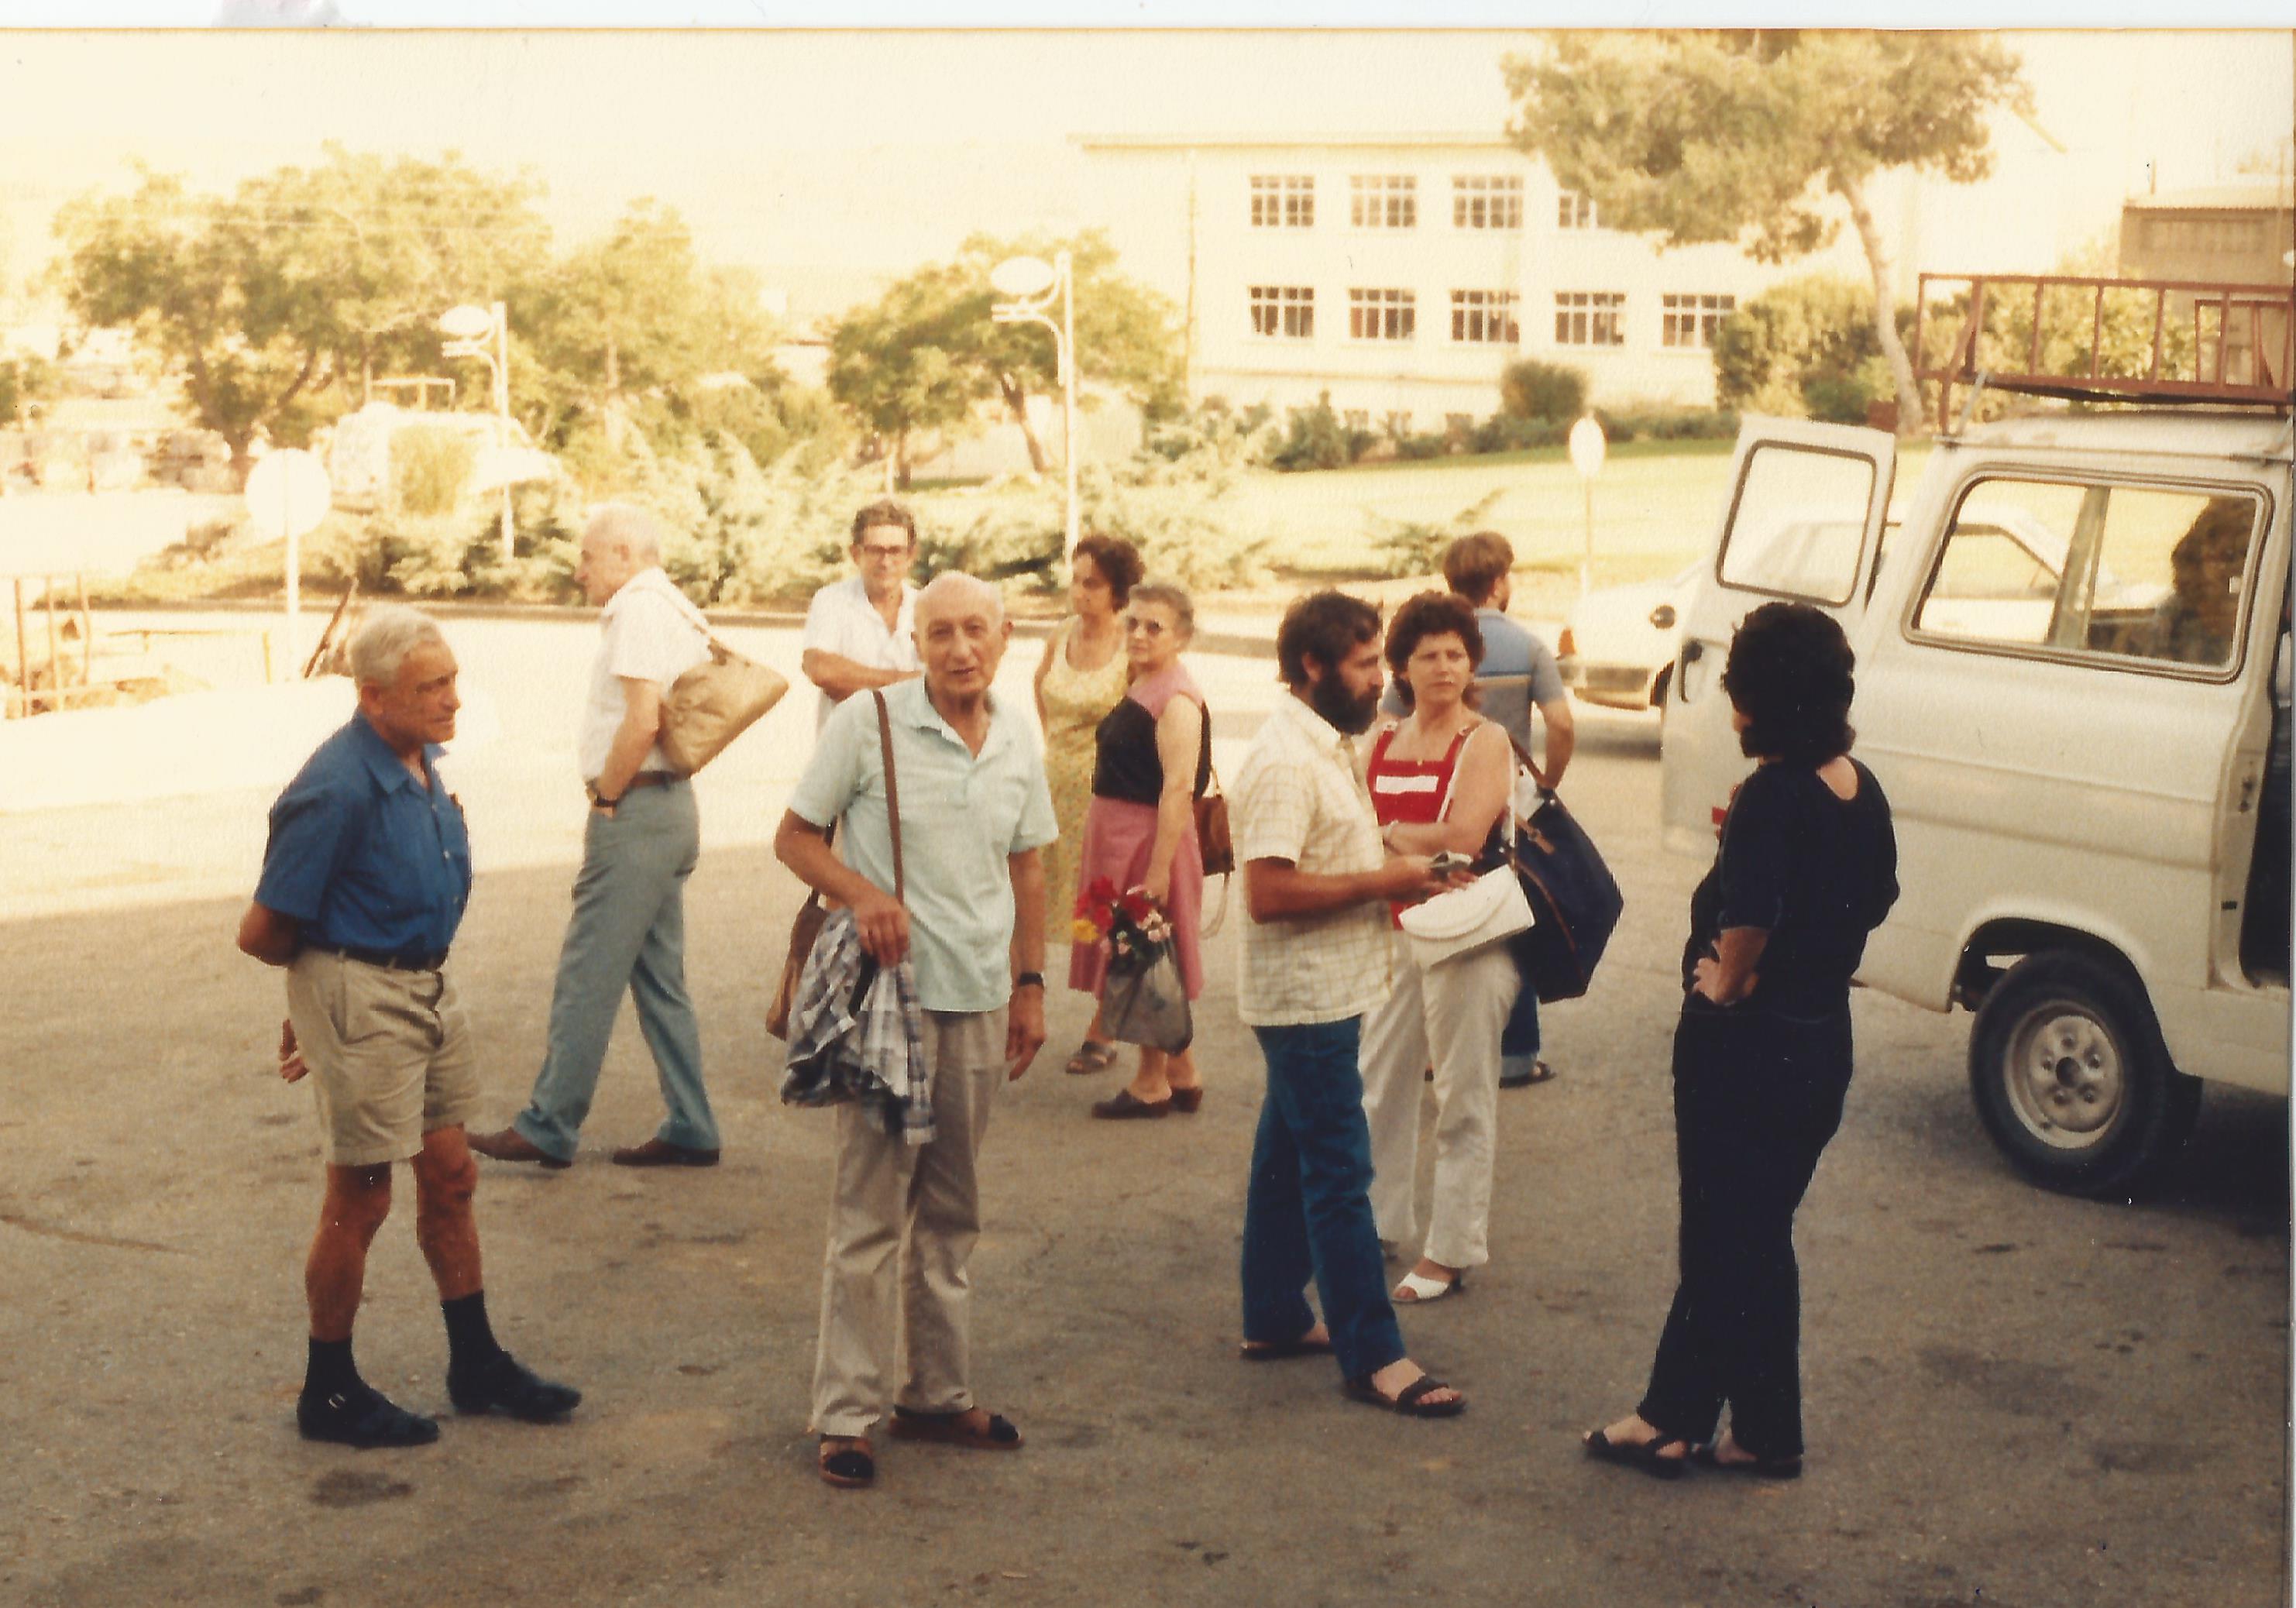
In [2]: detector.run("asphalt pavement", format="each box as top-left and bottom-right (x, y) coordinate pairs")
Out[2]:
(0, 614), (2285, 1607)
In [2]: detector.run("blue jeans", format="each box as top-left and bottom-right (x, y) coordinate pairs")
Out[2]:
(1241, 1018), (1404, 1383)
(1500, 983), (1542, 1080)
(514, 780), (717, 1161)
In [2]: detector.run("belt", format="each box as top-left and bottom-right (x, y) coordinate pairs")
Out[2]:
(590, 771), (679, 799)
(305, 940), (449, 973)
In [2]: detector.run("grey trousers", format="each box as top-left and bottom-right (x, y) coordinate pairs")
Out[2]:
(810, 1008), (1008, 1439)
(513, 779), (717, 1161)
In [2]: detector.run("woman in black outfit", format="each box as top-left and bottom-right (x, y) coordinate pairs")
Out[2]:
(1584, 601), (1898, 1481)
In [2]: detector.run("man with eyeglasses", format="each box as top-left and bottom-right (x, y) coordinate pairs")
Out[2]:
(801, 500), (924, 731)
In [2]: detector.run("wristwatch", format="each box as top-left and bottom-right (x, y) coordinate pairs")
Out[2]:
(587, 781), (622, 809)
(1013, 971), (1045, 991)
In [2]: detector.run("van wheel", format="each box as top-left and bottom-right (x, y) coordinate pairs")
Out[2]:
(1968, 951), (2201, 1197)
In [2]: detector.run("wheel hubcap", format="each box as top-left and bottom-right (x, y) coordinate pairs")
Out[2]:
(2003, 1004), (2125, 1148)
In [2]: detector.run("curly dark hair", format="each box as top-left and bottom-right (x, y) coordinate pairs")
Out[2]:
(848, 499), (917, 548)
(1276, 589), (1383, 690)
(1722, 600), (1857, 766)
(1383, 590), (1484, 712)
(1072, 532), (1145, 606)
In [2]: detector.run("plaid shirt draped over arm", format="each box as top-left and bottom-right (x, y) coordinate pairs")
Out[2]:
(779, 908), (934, 1144)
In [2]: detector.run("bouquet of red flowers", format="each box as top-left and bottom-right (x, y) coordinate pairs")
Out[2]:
(1072, 877), (1191, 1050)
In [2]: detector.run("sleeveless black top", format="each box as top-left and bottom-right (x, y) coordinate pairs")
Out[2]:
(1091, 689), (1212, 806)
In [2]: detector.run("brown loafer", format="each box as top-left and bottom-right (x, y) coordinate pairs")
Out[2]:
(610, 1137), (720, 1168)
(1091, 1089), (1170, 1120)
(466, 1127), (572, 1169)
(1167, 1085), (1204, 1114)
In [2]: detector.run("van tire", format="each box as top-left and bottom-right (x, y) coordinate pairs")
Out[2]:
(1968, 951), (2201, 1197)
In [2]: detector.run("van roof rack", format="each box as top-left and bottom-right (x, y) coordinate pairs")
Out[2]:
(1913, 271), (2293, 431)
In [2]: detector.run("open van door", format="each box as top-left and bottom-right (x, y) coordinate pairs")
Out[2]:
(1658, 417), (1896, 858)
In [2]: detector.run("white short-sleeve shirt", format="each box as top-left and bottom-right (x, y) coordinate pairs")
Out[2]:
(579, 569), (712, 782)
(802, 574), (920, 730)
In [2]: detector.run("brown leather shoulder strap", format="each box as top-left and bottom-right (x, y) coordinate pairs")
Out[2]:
(871, 689), (905, 902)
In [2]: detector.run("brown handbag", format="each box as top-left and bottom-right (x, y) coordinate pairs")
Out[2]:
(1194, 770), (1234, 879)
(767, 689), (905, 1041)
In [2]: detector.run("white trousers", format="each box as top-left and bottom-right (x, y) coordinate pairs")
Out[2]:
(1359, 930), (1521, 1270)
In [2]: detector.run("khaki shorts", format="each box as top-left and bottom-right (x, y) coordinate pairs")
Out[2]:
(285, 949), (486, 1166)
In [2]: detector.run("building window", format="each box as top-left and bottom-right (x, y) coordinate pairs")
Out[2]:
(1557, 191), (1598, 229)
(1343, 409), (1370, 431)
(1250, 175), (1315, 228)
(1349, 287), (1417, 341)
(1452, 175), (1523, 229)
(1661, 293), (1736, 349)
(1445, 413), (1474, 436)
(1451, 290), (1521, 345)
(2140, 215), (2269, 255)
(1349, 175), (1418, 229)
(1248, 284), (1315, 339)
(1383, 411), (1414, 438)
(1554, 290), (1626, 347)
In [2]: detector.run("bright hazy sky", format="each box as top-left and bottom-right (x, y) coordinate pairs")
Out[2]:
(0, 28), (2287, 322)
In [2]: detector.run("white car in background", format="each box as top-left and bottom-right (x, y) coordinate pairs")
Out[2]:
(1556, 562), (1699, 713)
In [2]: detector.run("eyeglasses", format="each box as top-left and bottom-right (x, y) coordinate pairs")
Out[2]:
(857, 545), (913, 561)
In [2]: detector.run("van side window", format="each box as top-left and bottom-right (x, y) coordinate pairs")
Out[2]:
(1716, 445), (1875, 606)
(1912, 480), (2262, 672)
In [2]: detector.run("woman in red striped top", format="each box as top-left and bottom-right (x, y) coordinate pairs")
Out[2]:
(1358, 591), (1521, 1304)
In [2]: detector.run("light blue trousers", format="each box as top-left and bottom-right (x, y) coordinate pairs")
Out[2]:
(514, 779), (717, 1161)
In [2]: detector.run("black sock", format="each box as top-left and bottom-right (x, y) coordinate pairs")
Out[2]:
(442, 1290), (505, 1374)
(305, 1336), (363, 1400)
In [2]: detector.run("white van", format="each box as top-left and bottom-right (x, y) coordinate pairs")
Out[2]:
(1659, 407), (2291, 1195)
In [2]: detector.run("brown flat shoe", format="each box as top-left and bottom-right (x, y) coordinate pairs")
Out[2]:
(610, 1137), (720, 1168)
(1091, 1089), (1170, 1120)
(1168, 1085), (1204, 1114)
(467, 1128), (572, 1170)
(888, 1407), (1023, 1451)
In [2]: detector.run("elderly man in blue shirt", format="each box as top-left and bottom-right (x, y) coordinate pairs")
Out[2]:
(775, 571), (1057, 1490)
(237, 604), (579, 1449)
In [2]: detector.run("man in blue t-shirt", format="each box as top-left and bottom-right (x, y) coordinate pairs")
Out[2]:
(238, 605), (578, 1449)
(1381, 533), (1576, 1087)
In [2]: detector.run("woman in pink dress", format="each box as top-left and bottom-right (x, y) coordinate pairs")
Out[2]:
(1067, 582), (1210, 1119)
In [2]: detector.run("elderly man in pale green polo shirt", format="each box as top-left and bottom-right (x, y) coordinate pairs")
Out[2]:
(773, 570), (1057, 1491)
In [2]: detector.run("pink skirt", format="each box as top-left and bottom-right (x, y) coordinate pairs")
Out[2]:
(1066, 795), (1206, 1000)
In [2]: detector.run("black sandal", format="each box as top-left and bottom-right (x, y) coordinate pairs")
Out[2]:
(1581, 1425), (1690, 1481)
(818, 1435), (875, 1488)
(1343, 1373), (1466, 1417)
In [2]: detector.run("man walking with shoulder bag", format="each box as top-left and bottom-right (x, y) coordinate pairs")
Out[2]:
(471, 503), (723, 1170)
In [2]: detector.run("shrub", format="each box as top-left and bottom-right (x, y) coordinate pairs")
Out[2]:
(1472, 414), (1570, 453)
(1370, 490), (1503, 579)
(1267, 392), (1372, 472)
(390, 425), (478, 516)
(1711, 275), (1909, 421)
(1391, 431), (1449, 461)
(1500, 358), (1589, 421)
(1591, 405), (1741, 443)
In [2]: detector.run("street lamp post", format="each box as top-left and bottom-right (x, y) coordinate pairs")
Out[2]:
(988, 251), (1078, 559)
(440, 301), (514, 562)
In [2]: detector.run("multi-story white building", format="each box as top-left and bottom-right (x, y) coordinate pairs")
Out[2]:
(1077, 132), (1887, 430)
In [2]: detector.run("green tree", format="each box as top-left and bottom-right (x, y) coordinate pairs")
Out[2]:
(54, 153), (551, 483)
(825, 260), (982, 489)
(1505, 31), (2030, 434)
(517, 199), (776, 455)
(1711, 274), (1890, 420)
(827, 229), (1182, 483)
(950, 229), (1184, 471)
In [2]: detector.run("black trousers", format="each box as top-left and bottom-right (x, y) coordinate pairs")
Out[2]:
(1636, 1003), (1852, 1460)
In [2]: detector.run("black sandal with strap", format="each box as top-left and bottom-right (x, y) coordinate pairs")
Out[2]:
(1581, 1425), (1691, 1481)
(1343, 1373), (1466, 1417)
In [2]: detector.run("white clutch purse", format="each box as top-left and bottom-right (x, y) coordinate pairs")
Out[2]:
(1397, 867), (1533, 968)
